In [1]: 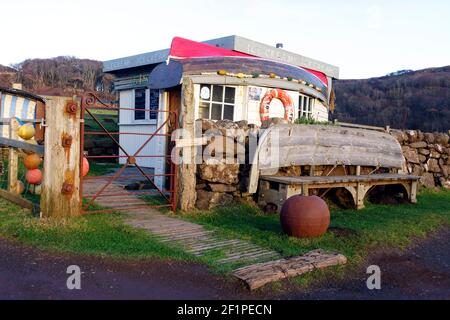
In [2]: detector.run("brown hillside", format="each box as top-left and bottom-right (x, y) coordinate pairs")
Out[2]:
(334, 66), (450, 132)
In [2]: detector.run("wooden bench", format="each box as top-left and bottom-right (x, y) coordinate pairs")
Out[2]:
(258, 173), (419, 210)
(248, 124), (420, 211)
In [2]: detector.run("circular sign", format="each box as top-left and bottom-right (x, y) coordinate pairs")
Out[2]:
(200, 86), (211, 100)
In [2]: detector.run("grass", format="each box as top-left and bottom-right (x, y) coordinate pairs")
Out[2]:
(0, 197), (193, 261)
(87, 162), (121, 177)
(0, 184), (449, 289)
(180, 190), (450, 285)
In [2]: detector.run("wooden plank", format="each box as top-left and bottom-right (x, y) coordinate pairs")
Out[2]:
(7, 119), (19, 193)
(0, 137), (45, 154)
(233, 250), (347, 290)
(261, 174), (420, 185)
(0, 188), (34, 210)
(40, 97), (81, 218)
(177, 77), (197, 211)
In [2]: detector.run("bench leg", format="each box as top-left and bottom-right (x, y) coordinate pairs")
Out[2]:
(410, 181), (418, 204)
(301, 184), (309, 196)
(356, 183), (367, 210)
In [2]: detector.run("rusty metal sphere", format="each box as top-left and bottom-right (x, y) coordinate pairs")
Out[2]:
(280, 195), (330, 238)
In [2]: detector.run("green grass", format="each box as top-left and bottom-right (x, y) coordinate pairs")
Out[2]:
(87, 162), (121, 177)
(1, 187), (449, 289)
(294, 117), (334, 125)
(0, 197), (193, 261)
(180, 190), (450, 285)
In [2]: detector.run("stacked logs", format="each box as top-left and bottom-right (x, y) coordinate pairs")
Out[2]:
(391, 130), (450, 189)
(195, 119), (258, 210)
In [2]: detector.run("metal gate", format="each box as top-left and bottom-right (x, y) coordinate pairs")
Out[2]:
(79, 93), (178, 214)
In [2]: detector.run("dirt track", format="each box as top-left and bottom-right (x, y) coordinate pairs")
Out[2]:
(1, 228), (449, 300)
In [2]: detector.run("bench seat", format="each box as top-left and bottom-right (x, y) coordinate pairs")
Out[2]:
(259, 174), (420, 211)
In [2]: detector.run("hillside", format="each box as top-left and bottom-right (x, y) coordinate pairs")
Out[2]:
(0, 56), (114, 97)
(2, 57), (449, 132)
(334, 66), (450, 132)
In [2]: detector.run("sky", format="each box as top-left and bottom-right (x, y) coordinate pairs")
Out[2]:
(0, 0), (449, 79)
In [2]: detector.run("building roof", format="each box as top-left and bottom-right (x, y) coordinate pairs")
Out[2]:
(0, 86), (44, 102)
(104, 35), (339, 79)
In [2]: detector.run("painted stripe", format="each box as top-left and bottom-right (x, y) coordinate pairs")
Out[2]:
(21, 99), (30, 120)
(27, 101), (36, 119)
(15, 96), (25, 121)
(10, 95), (18, 120)
(1, 95), (12, 137)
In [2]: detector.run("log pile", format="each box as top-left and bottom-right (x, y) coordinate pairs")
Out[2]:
(195, 119), (258, 210)
(391, 130), (450, 189)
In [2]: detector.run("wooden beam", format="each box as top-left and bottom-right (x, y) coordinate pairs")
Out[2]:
(8, 119), (19, 193)
(40, 97), (81, 218)
(0, 188), (34, 210)
(177, 77), (197, 211)
(0, 137), (44, 154)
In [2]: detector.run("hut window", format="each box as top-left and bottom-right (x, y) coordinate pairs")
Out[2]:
(199, 85), (236, 121)
(135, 88), (146, 120)
(299, 94), (315, 119)
(134, 89), (160, 121)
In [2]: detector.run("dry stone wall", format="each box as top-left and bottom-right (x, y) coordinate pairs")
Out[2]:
(391, 130), (450, 190)
(194, 120), (450, 210)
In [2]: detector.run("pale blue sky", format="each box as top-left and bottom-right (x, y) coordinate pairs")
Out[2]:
(1, 0), (449, 79)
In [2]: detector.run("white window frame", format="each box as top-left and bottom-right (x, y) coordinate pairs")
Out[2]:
(133, 88), (161, 124)
(299, 94), (315, 119)
(198, 85), (237, 121)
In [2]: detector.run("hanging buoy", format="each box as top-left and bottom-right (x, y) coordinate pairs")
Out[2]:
(15, 181), (25, 195)
(26, 169), (43, 185)
(18, 123), (35, 140)
(82, 157), (90, 177)
(29, 184), (42, 195)
(23, 153), (42, 170)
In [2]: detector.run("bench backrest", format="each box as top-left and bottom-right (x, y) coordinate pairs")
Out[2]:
(248, 124), (404, 193)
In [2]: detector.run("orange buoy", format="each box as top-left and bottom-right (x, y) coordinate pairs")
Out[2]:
(260, 88), (295, 122)
(23, 153), (42, 170)
(26, 169), (43, 185)
(15, 181), (25, 195)
(82, 157), (90, 177)
(280, 195), (330, 238)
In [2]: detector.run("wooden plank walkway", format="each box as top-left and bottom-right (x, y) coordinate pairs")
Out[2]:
(83, 169), (347, 288)
(83, 174), (281, 266)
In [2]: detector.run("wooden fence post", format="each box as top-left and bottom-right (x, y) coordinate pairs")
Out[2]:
(8, 118), (19, 193)
(177, 77), (197, 211)
(40, 97), (81, 218)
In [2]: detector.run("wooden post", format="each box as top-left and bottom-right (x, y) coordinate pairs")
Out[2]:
(8, 118), (19, 193)
(40, 97), (81, 218)
(177, 77), (197, 211)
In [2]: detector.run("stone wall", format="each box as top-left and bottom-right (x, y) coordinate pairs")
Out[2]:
(195, 119), (256, 210)
(391, 130), (450, 189)
(194, 120), (450, 210)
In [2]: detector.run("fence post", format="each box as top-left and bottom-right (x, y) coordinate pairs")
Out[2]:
(8, 118), (19, 193)
(40, 97), (81, 218)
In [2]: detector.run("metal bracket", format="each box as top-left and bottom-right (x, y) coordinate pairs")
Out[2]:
(62, 135), (73, 148)
(61, 182), (74, 195)
(65, 101), (78, 115)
